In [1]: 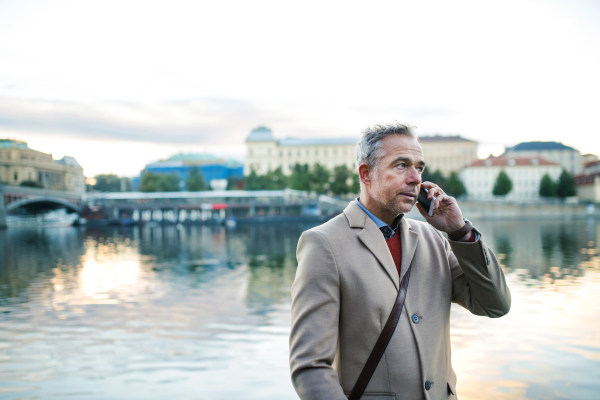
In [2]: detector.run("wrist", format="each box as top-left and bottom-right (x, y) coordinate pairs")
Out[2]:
(448, 218), (473, 241)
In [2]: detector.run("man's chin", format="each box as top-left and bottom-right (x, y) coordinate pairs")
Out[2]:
(393, 199), (416, 215)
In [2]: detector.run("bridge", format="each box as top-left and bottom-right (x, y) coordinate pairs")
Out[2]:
(0, 186), (351, 227)
(0, 185), (83, 228)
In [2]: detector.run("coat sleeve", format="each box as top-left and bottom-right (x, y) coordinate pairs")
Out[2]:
(289, 230), (347, 400)
(446, 229), (512, 318)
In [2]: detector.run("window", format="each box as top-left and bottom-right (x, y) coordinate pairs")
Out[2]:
(280, 151), (283, 157)
(14, 172), (18, 181)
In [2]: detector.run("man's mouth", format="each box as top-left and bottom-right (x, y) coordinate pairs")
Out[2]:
(399, 192), (417, 200)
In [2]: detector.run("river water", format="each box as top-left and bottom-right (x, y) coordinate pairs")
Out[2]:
(0, 219), (599, 400)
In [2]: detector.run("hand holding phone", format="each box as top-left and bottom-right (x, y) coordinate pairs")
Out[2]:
(417, 187), (435, 216)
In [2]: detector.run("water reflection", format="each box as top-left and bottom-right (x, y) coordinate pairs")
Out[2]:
(0, 220), (599, 399)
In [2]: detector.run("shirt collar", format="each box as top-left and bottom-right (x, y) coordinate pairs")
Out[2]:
(355, 198), (403, 239)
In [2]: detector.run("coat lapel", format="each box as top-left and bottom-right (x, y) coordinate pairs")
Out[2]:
(398, 218), (419, 283)
(344, 202), (400, 291)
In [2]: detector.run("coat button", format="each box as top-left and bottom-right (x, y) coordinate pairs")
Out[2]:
(411, 314), (419, 324)
(425, 380), (431, 391)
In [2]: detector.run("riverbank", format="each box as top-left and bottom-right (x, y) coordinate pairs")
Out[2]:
(406, 201), (598, 221)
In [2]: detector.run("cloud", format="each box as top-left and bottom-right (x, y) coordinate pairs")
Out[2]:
(0, 96), (285, 145)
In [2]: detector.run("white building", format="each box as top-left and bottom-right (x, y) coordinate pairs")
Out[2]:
(503, 141), (582, 175)
(460, 156), (562, 202)
(419, 135), (478, 176)
(245, 127), (357, 175)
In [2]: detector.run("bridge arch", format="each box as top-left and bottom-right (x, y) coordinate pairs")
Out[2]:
(6, 197), (81, 214)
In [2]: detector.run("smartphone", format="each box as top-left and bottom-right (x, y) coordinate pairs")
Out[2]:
(417, 187), (435, 216)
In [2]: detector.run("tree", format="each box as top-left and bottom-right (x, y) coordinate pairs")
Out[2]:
(19, 180), (43, 188)
(310, 163), (330, 193)
(330, 164), (352, 196)
(539, 173), (557, 198)
(351, 173), (361, 194)
(492, 170), (513, 196)
(93, 173), (121, 192)
(445, 172), (467, 197)
(421, 168), (448, 192)
(186, 167), (208, 191)
(267, 167), (288, 190)
(244, 169), (262, 190)
(156, 173), (181, 192)
(556, 169), (576, 199)
(289, 163), (311, 191)
(140, 172), (180, 192)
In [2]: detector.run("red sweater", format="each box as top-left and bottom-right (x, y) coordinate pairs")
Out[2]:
(385, 230), (475, 275)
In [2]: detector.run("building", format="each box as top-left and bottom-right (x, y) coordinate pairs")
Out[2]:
(503, 141), (582, 175)
(132, 153), (244, 191)
(582, 153), (599, 165)
(575, 159), (600, 203)
(460, 156), (562, 202)
(418, 135), (479, 176)
(0, 139), (84, 193)
(245, 127), (357, 175)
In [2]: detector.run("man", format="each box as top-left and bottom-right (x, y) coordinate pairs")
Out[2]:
(289, 123), (511, 400)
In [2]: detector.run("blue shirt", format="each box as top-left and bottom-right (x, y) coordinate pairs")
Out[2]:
(355, 198), (403, 240)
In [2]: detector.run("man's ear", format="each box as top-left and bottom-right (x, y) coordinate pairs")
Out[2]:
(358, 163), (372, 188)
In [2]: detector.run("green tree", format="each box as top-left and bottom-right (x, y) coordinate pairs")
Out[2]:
(227, 176), (242, 190)
(244, 169), (262, 190)
(19, 180), (43, 188)
(556, 169), (577, 199)
(445, 172), (467, 197)
(157, 173), (181, 192)
(140, 172), (180, 192)
(289, 163), (311, 191)
(139, 172), (159, 192)
(186, 167), (208, 191)
(93, 173), (121, 192)
(351, 173), (361, 194)
(330, 164), (352, 196)
(492, 170), (513, 196)
(267, 167), (288, 190)
(421, 168), (448, 191)
(310, 163), (330, 193)
(539, 173), (557, 198)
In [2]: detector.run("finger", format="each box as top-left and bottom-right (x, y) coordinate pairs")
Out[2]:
(429, 187), (445, 200)
(434, 194), (452, 209)
(420, 181), (435, 190)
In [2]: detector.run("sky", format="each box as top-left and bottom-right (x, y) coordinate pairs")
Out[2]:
(0, 0), (599, 177)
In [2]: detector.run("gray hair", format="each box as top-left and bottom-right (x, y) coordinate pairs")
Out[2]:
(355, 122), (417, 171)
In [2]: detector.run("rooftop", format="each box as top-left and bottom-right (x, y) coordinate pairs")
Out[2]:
(166, 153), (221, 162)
(0, 139), (30, 150)
(418, 135), (476, 143)
(278, 137), (358, 147)
(246, 126), (274, 142)
(468, 156), (560, 167)
(506, 141), (577, 152)
(55, 156), (82, 168)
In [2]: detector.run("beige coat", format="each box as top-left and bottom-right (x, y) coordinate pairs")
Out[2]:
(289, 202), (511, 400)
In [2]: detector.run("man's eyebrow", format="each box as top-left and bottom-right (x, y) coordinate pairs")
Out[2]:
(391, 157), (426, 167)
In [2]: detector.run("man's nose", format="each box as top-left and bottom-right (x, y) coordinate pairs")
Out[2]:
(407, 167), (422, 185)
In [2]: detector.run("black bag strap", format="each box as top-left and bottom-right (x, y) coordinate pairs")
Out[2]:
(348, 264), (412, 400)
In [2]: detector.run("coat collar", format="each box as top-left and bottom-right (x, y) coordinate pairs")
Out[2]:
(344, 201), (419, 290)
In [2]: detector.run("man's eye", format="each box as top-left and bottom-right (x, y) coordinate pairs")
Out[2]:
(397, 163), (406, 168)
(417, 167), (424, 173)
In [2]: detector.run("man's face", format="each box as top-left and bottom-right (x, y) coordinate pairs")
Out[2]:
(369, 135), (425, 215)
